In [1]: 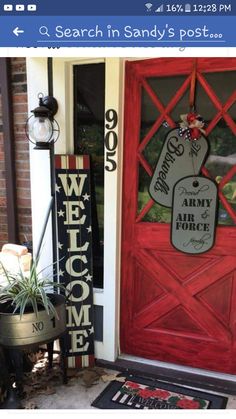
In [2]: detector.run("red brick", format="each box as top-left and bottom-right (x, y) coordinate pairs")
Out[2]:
(0, 161), (6, 171)
(14, 121), (26, 132)
(16, 179), (31, 189)
(15, 133), (28, 140)
(14, 125), (27, 135)
(18, 215), (32, 224)
(0, 232), (9, 246)
(13, 103), (28, 113)
(0, 58), (32, 244)
(15, 143), (29, 153)
(12, 84), (27, 94)
(0, 227), (7, 233)
(11, 58), (25, 63)
(17, 197), (32, 208)
(19, 213), (32, 220)
(0, 179), (6, 188)
(0, 197), (6, 206)
(11, 63), (26, 73)
(0, 189), (7, 197)
(18, 207), (31, 215)
(16, 170), (31, 179)
(14, 113), (28, 124)
(13, 94), (27, 104)
(0, 226), (8, 233)
(16, 161), (30, 170)
(16, 188), (31, 198)
(15, 151), (30, 162)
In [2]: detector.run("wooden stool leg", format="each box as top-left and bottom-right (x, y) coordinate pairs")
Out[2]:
(47, 341), (54, 368)
(59, 335), (67, 384)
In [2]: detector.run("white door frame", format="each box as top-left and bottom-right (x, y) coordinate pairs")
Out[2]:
(27, 57), (124, 361)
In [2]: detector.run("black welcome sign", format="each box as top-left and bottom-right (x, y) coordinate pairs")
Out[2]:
(55, 155), (95, 368)
(171, 176), (218, 254)
(149, 128), (209, 208)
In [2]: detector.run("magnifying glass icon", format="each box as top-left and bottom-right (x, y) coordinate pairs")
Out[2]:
(39, 26), (50, 37)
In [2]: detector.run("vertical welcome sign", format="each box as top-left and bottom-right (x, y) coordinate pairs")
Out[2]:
(55, 155), (95, 368)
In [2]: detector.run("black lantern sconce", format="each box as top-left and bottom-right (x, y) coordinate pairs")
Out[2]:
(25, 92), (60, 259)
(26, 93), (60, 149)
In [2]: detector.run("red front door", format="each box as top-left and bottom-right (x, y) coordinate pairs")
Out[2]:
(120, 58), (236, 374)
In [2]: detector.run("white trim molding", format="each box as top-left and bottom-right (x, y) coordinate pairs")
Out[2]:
(26, 57), (125, 362)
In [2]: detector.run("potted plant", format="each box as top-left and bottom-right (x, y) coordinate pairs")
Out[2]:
(0, 258), (66, 348)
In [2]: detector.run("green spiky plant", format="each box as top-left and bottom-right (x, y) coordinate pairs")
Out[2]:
(0, 258), (64, 318)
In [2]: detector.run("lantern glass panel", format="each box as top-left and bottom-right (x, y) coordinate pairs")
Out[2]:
(29, 116), (53, 143)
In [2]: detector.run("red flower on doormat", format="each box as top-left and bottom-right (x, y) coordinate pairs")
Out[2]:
(138, 389), (155, 399)
(120, 380), (208, 409)
(126, 381), (140, 389)
(152, 389), (171, 400)
(176, 399), (201, 409)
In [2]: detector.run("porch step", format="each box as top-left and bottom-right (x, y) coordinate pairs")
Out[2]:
(96, 358), (236, 395)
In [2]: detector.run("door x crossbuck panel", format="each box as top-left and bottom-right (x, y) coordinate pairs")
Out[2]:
(121, 58), (236, 374)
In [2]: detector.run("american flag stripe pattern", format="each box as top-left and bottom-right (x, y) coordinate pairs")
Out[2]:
(55, 155), (90, 170)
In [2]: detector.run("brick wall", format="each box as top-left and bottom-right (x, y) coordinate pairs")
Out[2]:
(0, 97), (7, 246)
(0, 58), (32, 249)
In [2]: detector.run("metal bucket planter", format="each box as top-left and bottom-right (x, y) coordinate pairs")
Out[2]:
(0, 294), (66, 349)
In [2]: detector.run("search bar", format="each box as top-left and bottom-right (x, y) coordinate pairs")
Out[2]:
(0, 15), (231, 47)
(36, 23), (226, 44)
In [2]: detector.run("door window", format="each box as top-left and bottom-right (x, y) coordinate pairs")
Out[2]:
(74, 63), (105, 288)
(138, 70), (236, 225)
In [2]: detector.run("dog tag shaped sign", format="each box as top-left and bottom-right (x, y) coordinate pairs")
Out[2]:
(149, 128), (209, 207)
(171, 176), (218, 254)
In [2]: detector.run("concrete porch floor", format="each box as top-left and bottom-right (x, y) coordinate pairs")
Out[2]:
(2, 352), (236, 410)
(19, 358), (236, 410)
(30, 374), (236, 410)
(27, 368), (117, 409)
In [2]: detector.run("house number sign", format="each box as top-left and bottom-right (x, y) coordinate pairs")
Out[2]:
(105, 109), (118, 172)
(149, 128), (209, 207)
(171, 176), (218, 254)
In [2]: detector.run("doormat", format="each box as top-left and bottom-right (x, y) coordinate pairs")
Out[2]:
(92, 374), (228, 409)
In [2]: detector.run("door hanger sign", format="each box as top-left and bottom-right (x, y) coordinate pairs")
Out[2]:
(149, 128), (209, 208)
(171, 176), (218, 254)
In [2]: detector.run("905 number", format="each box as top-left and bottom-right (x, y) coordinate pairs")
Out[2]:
(105, 109), (118, 172)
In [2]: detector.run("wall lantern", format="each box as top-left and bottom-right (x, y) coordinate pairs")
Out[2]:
(26, 93), (60, 149)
